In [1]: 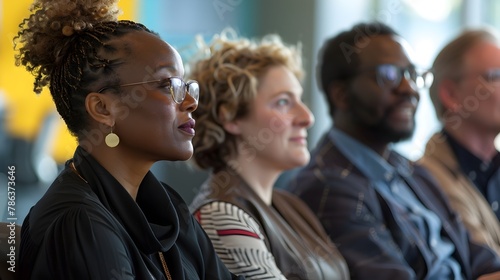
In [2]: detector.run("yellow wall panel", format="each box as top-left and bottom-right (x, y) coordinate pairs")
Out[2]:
(0, 0), (138, 163)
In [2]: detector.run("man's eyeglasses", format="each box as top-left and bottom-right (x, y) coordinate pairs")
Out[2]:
(462, 68), (500, 85)
(357, 64), (434, 90)
(97, 77), (200, 104)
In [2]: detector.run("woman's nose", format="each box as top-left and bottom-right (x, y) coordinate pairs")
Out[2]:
(294, 101), (315, 128)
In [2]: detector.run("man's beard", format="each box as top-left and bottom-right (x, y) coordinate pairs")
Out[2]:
(348, 92), (416, 144)
(364, 114), (415, 143)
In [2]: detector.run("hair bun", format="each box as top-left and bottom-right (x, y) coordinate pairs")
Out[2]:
(32, 0), (121, 36)
(14, 0), (123, 94)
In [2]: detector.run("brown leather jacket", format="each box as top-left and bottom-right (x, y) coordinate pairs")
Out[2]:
(190, 168), (349, 280)
(419, 132), (500, 256)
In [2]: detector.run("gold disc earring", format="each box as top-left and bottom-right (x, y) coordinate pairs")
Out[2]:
(105, 126), (120, 148)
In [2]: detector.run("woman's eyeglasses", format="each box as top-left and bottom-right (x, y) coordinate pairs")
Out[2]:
(357, 64), (434, 90)
(97, 77), (199, 104)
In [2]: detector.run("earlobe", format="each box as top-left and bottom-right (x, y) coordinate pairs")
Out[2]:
(85, 92), (115, 126)
(329, 82), (349, 110)
(223, 122), (241, 135)
(438, 80), (460, 112)
(219, 106), (241, 135)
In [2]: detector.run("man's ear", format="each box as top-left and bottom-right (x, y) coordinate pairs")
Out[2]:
(438, 79), (460, 112)
(329, 82), (349, 111)
(85, 92), (116, 126)
(219, 106), (241, 135)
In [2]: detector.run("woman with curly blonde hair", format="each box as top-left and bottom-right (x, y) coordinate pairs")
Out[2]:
(14, 1), (243, 279)
(189, 33), (349, 279)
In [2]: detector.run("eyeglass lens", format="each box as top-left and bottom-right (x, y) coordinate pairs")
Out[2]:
(485, 68), (500, 84)
(375, 64), (433, 89)
(170, 78), (200, 103)
(376, 65), (415, 88)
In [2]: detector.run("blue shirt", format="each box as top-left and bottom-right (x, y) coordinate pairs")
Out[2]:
(330, 128), (463, 279)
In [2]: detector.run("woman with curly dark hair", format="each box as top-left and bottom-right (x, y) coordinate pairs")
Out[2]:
(14, 1), (242, 279)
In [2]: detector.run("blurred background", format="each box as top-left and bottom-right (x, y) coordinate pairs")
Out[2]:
(2, 0), (500, 225)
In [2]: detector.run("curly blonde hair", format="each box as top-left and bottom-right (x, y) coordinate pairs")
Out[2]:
(14, 0), (154, 136)
(189, 33), (303, 171)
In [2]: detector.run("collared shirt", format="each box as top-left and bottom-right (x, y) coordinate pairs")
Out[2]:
(444, 130), (500, 212)
(330, 128), (463, 279)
